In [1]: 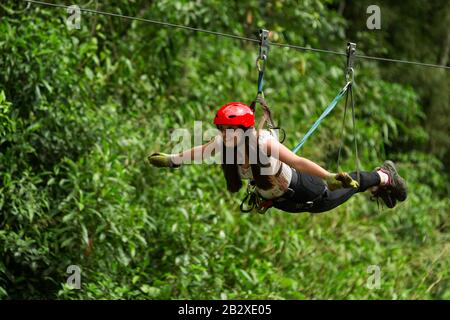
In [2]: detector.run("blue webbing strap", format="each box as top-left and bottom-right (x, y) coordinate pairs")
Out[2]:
(292, 82), (351, 154)
(257, 67), (265, 94)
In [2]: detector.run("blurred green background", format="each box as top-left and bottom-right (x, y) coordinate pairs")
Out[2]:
(0, 0), (448, 299)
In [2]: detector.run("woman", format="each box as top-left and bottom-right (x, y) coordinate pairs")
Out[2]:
(148, 102), (407, 213)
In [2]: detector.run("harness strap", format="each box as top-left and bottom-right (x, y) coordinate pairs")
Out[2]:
(292, 81), (350, 154)
(256, 29), (269, 94)
(240, 191), (256, 213)
(349, 85), (361, 183)
(338, 42), (360, 182)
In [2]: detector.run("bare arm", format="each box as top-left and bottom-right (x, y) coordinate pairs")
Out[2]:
(265, 137), (332, 179)
(171, 137), (218, 165)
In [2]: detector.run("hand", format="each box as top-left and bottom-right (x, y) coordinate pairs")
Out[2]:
(148, 152), (181, 168)
(325, 172), (359, 191)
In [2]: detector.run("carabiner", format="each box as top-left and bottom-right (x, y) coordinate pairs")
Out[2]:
(345, 67), (354, 83)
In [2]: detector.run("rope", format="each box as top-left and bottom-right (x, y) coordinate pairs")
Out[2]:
(349, 85), (360, 182)
(21, 0), (450, 70)
(336, 83), (360, 181)
(337, 85), (350, 170)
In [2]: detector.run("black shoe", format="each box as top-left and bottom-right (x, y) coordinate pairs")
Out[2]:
(379, 160), (408, 202)
(371, 186), (397, 208)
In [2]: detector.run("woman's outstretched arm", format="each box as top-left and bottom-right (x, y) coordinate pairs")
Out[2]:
(149, 136), (219, 167)
(265, 138), (331, 178)
(265, 137), (359, 189)
(171, 137), (218, 165)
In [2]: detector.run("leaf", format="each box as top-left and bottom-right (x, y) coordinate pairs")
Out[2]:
(81, 224), (89, 246)
(85, 67), (94, 80)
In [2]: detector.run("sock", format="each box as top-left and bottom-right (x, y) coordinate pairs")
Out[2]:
(377, 169), (391, 186)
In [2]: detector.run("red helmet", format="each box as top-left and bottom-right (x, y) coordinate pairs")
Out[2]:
(213, 102), (254, 128)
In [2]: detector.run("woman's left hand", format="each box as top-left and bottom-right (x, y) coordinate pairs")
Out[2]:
(325, 172), (359, 190)
(148, 152), (181, 168)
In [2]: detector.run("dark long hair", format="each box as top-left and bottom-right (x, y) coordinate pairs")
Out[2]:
(220, 128), (277, 193)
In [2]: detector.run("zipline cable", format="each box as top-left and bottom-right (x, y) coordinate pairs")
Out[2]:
(22, 0), (260, 44)
(21, 0), (450, 70)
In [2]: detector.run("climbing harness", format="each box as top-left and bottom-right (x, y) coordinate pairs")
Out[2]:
(240, 181), (272, 214)
(241, 40), (362, 214)
(240, 38), (276, 215)
(240, 29), (281, 214)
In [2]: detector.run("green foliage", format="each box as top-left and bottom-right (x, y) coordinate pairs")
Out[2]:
(0, 0), (448, 300)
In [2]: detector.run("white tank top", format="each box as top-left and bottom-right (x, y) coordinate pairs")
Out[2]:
(237, 130), (292, 199)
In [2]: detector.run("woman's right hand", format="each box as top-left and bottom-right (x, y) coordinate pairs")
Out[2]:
(148, 152), (181, 168)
